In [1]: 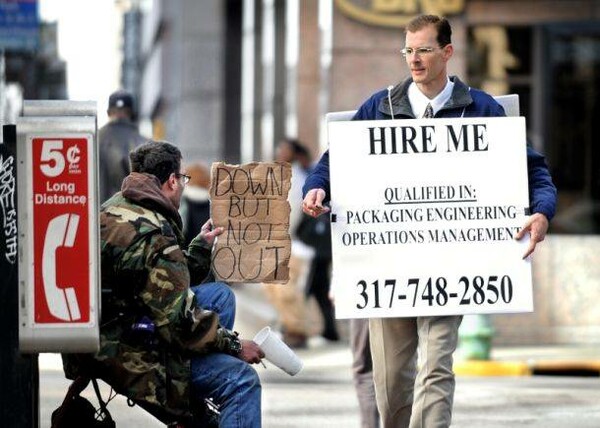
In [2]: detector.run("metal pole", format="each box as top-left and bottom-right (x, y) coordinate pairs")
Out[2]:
(0, 124), (39, 427)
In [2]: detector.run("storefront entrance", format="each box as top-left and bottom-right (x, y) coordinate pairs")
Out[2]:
(543, 23), (600, 233)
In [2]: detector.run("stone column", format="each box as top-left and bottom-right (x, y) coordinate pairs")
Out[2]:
(297, 0), (320, 151)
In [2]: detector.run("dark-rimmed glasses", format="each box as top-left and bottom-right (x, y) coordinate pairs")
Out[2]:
(176, 173), (191, 185)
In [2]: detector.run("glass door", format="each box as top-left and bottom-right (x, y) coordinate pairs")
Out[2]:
(543, 23), (600, 233)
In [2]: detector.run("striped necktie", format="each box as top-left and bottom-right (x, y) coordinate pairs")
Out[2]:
(423, 103), (434, 118)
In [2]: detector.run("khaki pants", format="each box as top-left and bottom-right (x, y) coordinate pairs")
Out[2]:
(262, 255), (308, 335)
(369, 316), (463, 428)
(351, 318), (380, 428)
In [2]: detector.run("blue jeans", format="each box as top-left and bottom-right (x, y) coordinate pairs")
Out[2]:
(191, 282), (262, 428)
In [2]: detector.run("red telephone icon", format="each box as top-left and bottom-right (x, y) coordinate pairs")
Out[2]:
(42, 213), (81, 321)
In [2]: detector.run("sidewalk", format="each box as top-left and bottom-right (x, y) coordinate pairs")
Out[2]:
(38, 284), (600, 427)
(40, 341), (600, 428)
(233, 283), (600, 378)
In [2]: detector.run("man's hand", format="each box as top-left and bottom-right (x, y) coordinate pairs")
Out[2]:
(238, 340), (265, 364)
(515, 213), (549, 259)
(302, 188), (330, 218)
(199, 219), (224, 245)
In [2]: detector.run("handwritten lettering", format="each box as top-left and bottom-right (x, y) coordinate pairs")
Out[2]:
(210, 162), (291, 283)
(228, 195), (272, 218)
(214, 165), (284, 197)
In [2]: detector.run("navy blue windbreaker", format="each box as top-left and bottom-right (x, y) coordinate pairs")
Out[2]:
(304, 76), (557, 220)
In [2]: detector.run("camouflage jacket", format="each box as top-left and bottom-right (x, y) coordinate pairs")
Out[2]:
(64, 172), (239, 420)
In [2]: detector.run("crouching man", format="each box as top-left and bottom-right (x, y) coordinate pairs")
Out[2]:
(64, 140), (264, 427)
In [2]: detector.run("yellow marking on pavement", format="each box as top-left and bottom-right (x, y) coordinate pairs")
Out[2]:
(454, 360), (532, 376)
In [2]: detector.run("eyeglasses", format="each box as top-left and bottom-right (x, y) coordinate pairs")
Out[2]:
(176, 173), (191, 185)
(401, 47), (438, 57)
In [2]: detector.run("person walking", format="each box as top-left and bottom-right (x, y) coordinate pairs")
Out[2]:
(98, 89), (147, 203)
(297, 211), (339, 342)
(302, 14), (556, 428)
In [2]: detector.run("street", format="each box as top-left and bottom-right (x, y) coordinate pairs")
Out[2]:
(39, 284), (600, 427)
(40, 344), (600, 428)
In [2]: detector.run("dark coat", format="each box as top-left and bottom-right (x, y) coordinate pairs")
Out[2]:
(98, 119), (147, 203)
(304, 76), (557, 220)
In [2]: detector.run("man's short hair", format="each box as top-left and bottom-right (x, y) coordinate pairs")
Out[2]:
(129, 140), (182, 184)
(284, 138), (311, 160)
(406, 15), (452, 47)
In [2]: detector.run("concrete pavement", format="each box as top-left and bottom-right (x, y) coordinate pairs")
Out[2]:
(38, 283), (600, 427)
(40, 342), (600, 428)
(39, 343), (362, 428)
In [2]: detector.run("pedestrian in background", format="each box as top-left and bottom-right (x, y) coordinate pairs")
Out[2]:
(180, 161), (212, 247)
(263, 138), (314, 349)
(98, 89), (147, 203)
(303, 14), (556, 428)
(296, 210), (339, 342)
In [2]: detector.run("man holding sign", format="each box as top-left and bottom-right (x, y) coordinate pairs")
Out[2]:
(303, 15), (556, 428)
(65, 141), (264, 427)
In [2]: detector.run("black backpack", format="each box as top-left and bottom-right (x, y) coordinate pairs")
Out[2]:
(51, 377), (115, 428)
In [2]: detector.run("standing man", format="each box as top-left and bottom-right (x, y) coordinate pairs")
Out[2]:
(180, 161), (212, 247)
(303, 15), (556, 428)
(98, 89), (147, 203)
(64, 141), (264, 427)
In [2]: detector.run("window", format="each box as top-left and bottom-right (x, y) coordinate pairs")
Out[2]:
(469, 23), (600, 234)
(467, 26), (533, 123)
(543, 24), (600, 233)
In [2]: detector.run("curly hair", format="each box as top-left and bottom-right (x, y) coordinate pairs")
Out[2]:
(129, 140), (182, 184)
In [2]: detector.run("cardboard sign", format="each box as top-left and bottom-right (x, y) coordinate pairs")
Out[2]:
(210, 162), (291, 283)
(31, 136), (93, 324)
(328, 117), (533, 318)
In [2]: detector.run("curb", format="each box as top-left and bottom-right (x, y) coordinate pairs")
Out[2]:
(531, 361), (600, 376)
(454, 360), (531, 376)
(454, 360), (600, 377)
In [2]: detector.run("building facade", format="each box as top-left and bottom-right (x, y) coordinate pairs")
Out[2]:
(328, 1), (600, 344)
(135, 0), (600, 345)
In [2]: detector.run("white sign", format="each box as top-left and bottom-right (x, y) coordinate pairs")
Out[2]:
(329, 117), (532, 319)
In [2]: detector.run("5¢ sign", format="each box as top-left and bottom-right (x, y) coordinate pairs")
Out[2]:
(31, 137), (91, 324)
(39, 140), (82, 177)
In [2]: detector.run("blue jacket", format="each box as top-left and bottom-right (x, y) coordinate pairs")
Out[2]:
(304, 76), (557, 220)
